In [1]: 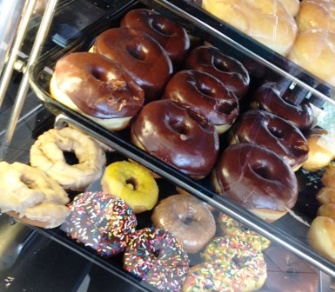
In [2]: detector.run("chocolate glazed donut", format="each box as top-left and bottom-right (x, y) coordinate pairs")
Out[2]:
(184, 45), (250, 100)
(92, 28), (173, 101)
(212, 143), (298, 222)
(251, 82), (315, 131)
(131, 99), (219, 179)
(163, 70), (239, 134)
(230, 110), (309, 171)
(120, 8), (190, 64)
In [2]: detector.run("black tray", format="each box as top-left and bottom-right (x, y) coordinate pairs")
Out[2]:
(28, 0), (335, 285)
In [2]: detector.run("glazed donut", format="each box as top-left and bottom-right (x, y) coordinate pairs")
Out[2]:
(120, 8), (190, 64)
(279, 0), (300, 17)
(229, 110), (309, 171)
(316, 186), (335, 205)
(184, 46), (250, 100)
(288, 29), (335, 87)
(318, 203), (335, 220)
(261, 245), (319, 292)
(212, 143), (298, 222)
(123, 227), (189, 291)
(250, 82), (315, 131)
(163, 70), (239, 134)
(101, 160), (159, 213)
(50, 52), (144, 131)
(296, 0), (335, 32)
(302, 129), (335, 172)
(218, 213), (271, 251)
(30, 127), (106, 191)
(201, 236), (267, 291)
(92, 27), (173, 101)
(182, 261), (236, 292)
(201, 0), (298, 55)
(307, 216), (335, 262)
(64, 192), (137, 257)
(151, 193), (216, 253)
(321, 164), (335, 188)
(131, 99), (219, 179)
(0, 161), (70, 229)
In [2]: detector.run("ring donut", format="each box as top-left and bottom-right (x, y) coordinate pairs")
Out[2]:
(30, 127), (106, 191)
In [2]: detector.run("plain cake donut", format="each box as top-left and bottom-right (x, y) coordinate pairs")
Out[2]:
(131, 99), (219, 179)
(151, 193), (216, 253)
(184, 45), (250, 100)
(212, 143), (298, 222)
(201, 0), (298, 55)
(92, 27), (173, 101)
(120, 8), (190, 64)
(163, 69), (239, 134)
(50, 52), (144, 131)
(229, 110), (309, 171)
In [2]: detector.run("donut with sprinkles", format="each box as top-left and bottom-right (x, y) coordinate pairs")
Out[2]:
(123, 227), (190, 291)
(64, 191), (137, 257)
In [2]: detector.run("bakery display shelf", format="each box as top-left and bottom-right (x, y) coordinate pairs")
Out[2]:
(23, 0), (335, 287)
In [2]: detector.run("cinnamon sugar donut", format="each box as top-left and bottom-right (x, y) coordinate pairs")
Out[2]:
(120, 8), (190, 64)
(212, 143), (298, 222)
(151, 193), (216, 253)
(163, 69), (239, 134)
(30, 127), (106, 191)
(184, 46), (250, 100)
(92, 27), (173, 101)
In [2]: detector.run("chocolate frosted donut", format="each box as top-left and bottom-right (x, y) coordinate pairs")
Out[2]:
(163, 69), (239, 134)
(50, 52), (144, 131)
(230, 110), (309, 171)
(131, 99), (219, 179)
(92, 27), (173, 101)
(251, 82), (315, 131)
(120, 8), (190, 64)
(184, 45), (250, 100)
(212, 143), (298, 222)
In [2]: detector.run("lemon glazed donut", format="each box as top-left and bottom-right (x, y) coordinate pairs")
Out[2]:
(101, 160), (159, 214)
(30, 127), (106, 191)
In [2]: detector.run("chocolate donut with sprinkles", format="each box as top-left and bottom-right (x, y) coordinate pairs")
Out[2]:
(64, 192), (137, 257)
(123, 227), (190, 291)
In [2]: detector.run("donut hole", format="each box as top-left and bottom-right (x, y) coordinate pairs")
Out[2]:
(182, 213), (196, 225)
(268, 126), (285, 139)
(152, 19), (174, 36)
(91, 66), (107, 82)
(126, 42), (146, 61)
(63, 151), (79, 165)
(252, 162), (272, 180)
(169, 119), (189, 136)
(126, 177), (138, 190)
(213, 58), (231, 72)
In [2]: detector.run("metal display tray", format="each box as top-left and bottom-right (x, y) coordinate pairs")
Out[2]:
(28, 0), (335, 285)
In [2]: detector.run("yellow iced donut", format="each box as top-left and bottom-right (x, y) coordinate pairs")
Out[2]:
(101, 161), (159, 213)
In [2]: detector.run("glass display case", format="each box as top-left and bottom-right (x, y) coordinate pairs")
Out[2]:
(1, 0), (335, 291)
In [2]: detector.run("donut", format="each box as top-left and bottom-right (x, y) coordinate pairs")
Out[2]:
(201, 0), (298, 55)
(250, 82), (315, 131)
(261, 245), (319, 292)
(302, 129), (335, 172)
(163, 69), (239, 134)
(218, 213), (271, 251)
(321, 164), (335, 188)
(50, 52), (144, 131)
(212, 143), (298, 222)
(184, 46), (250, 100)
(229, 110), (309, 171)
(123, 227), (189, 291)
(288, 29), (335, 87)
(182, 261), (236, 292)
(201, 236), (267, 291)
(101, 160), (159, 213)
(316, 186), (335, 205)
(151, 193), (216, 253)
(131, 99), (219, 179)
(64, 191), (137, 257)
(278, 0), (300, 17)
(307, 216), (335, 263)
(30, 127), (106, 191)
(296, 0), (335, 32)
(120, 8), (190, 64)
(92, 27), (173, 101)
(318, 203), (335, 221)
(0, 161), (70, 228)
